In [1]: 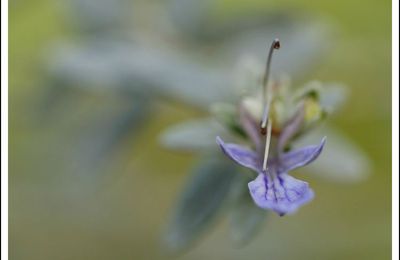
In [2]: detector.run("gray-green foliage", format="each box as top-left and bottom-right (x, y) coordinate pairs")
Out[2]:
(164, 155), (239, 252)
(42, 0), (331, 171)
(229, 173), (268, 245)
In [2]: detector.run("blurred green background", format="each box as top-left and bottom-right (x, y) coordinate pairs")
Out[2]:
(9, 0), (391, 259)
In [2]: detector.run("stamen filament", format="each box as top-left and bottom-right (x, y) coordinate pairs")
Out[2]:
(262, 119), (273, 171)
(262, 39), (280, 108)
(260, 103), (269, 134)
(261, 38), (280, 135)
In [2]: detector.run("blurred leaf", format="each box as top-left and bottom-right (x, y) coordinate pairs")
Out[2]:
(210, 103), (247, 138)
(75, 98), (148, 166)
(63, 0), (132, 34)
(218, 21), (331, 78)
(82, 99), (148, 160)
(229, 172), (268, 245)
(294, 126), (372, 183)
(168, 0), (215, 39)
(164, 155), (239, 252)
(35, 78), (83, 122)
(45, 10), (333, 110)
(319, 83), (348, 113)
(159, 118), (233, 151)
(168, 0), (328, 54)
(46, 42), (232, 108)
(47, 94), (150, 180)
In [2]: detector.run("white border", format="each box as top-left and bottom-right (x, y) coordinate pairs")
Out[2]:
(392, 0), (399, 259)
(1, 0), (9, 258)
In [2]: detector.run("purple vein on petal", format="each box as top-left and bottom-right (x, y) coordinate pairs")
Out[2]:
(248, 171), (314, 216)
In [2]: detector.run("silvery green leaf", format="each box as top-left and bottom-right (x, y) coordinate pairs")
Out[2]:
(62, 0), (131, 34)
(294, 126), (371, 183)
(46, 42), (132, 90)
(164, 155), (239, 252)
(319, 83), (348, 113)
(210, 103), (246, 138)
(36, 78), (83, 121)
(81, 101), (148, 161)
(68, 97), (149, 174)
(168, 0), (329, 66)
(46, 42), (232, 108)
(159, 118), (233, 151)
(229, 172), (268, 245)
(48, 0), (333, 110)
(218, 21), (331, 79)
(168, 0), (215, 39)
(46, 21), (331, 109)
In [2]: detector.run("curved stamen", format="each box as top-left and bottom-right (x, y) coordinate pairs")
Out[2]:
(262, 39), (280, 109)
(261, 38), (280, 135)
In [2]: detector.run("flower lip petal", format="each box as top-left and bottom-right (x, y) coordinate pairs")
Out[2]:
(280, 137), (327, 173)
(248, 172), (314, 216)
(216, 136), (261, 172)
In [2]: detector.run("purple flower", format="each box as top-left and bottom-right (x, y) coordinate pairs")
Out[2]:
(216, 38), (327, 216)
(216, 135), (325, 216)
(216, 106), (326, 216)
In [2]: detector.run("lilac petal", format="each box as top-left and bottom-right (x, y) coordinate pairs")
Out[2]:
(280, 137), (326, 172)
(248, 172), (314, 216)
(278, 106), (305, 153)
(216, 136), (261, 172)
(239, 104), (262, 153)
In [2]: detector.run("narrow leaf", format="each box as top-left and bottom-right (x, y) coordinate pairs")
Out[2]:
(229, 172), (268, 245)
(159, 118), (232, 151)
(164, 155), (239, 252)
(294, 126), (371, 183)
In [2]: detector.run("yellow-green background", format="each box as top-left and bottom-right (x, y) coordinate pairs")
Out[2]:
(10, 0), (391, 259)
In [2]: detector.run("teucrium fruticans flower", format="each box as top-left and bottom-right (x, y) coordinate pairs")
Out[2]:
(216, 39), (327, 216)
